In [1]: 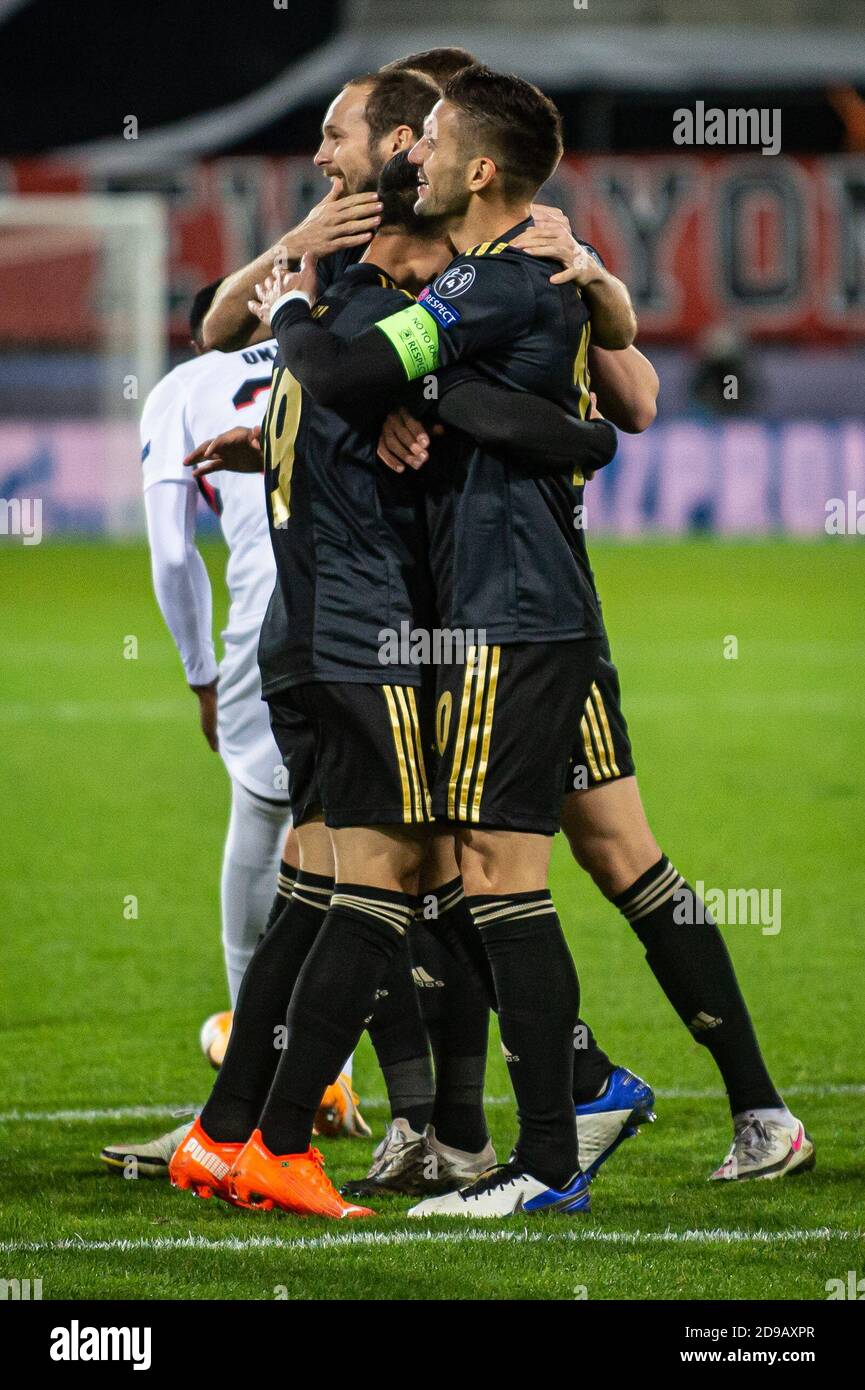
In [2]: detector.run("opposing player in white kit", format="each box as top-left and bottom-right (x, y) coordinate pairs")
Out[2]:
(141, 281), (290, 1006)
(100, 284), (364, 1176)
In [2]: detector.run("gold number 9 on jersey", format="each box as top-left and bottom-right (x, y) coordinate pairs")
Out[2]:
(265, 367), (302, 528)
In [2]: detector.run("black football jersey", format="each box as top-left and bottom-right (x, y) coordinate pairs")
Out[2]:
(369, 221), (604, 643)
(260, 263), (432, 692)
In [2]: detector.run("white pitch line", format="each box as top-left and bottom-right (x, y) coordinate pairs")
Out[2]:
(0, 1103), (200, 1124)
(0, 1228), (858, 1257)
(645, 1082), (864, 1100)
(1, 1081), (860, 1126)
(0, 700), (187, 723)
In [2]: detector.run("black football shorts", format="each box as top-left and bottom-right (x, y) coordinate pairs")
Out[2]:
(267, 681), (434, 830)
(431, 638), (605, 835)
(567, 639), (636, 795)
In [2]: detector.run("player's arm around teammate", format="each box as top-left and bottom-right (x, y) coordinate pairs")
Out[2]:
(513, 213), (637, 349)
(511, 213), (658, 431)
(203, 182), (383, 351)
(203, 69), (447, 350)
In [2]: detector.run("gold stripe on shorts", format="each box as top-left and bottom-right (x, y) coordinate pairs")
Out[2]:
(580, 714), (601, 781)
(394, 685), (423, 822)
(470, 645), (500, 823)
(382, 685), (412, 823)
(591, 682), (620, 778)
(458, 645), (489, 820)
(447, 646), (477, 819)
(584, 697), (611, 779)
(405, 686), (433, 821)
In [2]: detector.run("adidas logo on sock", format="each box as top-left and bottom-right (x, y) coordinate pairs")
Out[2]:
(412, 966), (444, 989)
(690, 1010), (723, 1032)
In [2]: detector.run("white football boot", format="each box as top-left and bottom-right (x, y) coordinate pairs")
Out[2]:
(408, 1159), (591, 1217)
(100, 1119), (194, 1177)
(419, 1126), (497, 1195)
(709, 1113), (815, 1181)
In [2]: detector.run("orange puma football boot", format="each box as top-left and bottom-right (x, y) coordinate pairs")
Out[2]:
(168, 1117), (243, 1203)
(228, 1130), (374, 1218)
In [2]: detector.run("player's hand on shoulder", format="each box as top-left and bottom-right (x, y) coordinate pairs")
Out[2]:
(189, 679), (218, 751)
(552, 240), (606, 288)
(529, 202), (571, 230)
(284, 181), (382, 259)
(183, 425), (263, 477)
(514, 213), (604, 288)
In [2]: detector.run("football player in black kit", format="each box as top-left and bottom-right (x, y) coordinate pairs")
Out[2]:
(249, 60), (812, 1212)
(170, 134), (619, 1217)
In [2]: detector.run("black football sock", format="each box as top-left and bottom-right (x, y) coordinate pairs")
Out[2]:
(469, 892), (580, 1189)
(571, 1019), (616, 1106)
(616, 854), (783, 1114)
(261, 860), (299, 937)
(199, 869), (332, 1142)
(258, 884), (414, 1156)
(366, 931), (435, 1133)
(415, 880), (490, 1153)
(427, 879), (497, 1008)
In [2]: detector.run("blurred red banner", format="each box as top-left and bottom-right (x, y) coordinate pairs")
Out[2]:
(2, 153), (863, 344)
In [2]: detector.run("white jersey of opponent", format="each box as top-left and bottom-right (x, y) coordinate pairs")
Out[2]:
(140, 340), (288, 804)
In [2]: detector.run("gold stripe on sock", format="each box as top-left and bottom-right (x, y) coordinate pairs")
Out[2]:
(330, 892), (412, 935)
(627, 873), (685, 923)
(292, 889), (332, 913)
(625, 862), (678, 916)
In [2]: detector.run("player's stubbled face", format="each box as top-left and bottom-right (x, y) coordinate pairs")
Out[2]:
(313, 84), (378, 195)
(409, 101), (471, 220)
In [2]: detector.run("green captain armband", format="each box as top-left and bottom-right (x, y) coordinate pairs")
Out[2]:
(374, 304), (440, 380)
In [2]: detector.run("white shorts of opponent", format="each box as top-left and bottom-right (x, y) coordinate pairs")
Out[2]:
(217, 617), (291, 1005)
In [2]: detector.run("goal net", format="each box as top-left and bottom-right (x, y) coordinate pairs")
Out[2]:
(0, 194), (167, 536)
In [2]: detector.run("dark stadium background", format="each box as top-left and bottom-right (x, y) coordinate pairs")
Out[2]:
(0, 0), (854, 155)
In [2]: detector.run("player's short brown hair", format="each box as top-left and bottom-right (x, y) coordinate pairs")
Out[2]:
(345, 68), (440, 149)
(380, 47), (478, 85)
(189, 280), (222, 347)
(443, 64), (563, 200)
(377, 150), (443, 237)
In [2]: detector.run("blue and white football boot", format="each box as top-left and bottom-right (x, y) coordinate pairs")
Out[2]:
(407, 1161), (591, 1217)
(575, 1066), (656, 1181)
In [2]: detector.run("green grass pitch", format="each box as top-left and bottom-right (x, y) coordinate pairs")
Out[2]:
(1, 538), (862, 1301)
